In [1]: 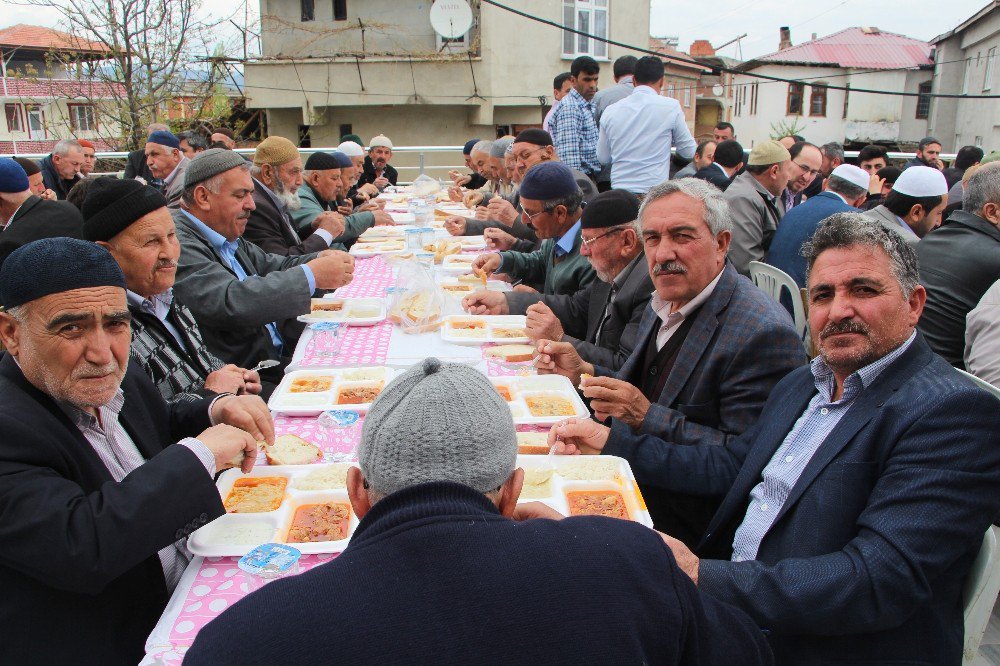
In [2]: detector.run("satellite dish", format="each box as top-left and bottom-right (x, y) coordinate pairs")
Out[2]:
(712, 84), (725, 96)
(430, 0), (474, 40)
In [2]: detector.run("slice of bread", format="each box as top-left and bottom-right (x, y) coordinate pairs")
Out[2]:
(485, 344), (536, 363)
(517, 431), (550, 455)
(264, 434), (322, 465)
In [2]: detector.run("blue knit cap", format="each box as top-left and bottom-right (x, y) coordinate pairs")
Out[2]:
(519, 161), (580, 201)
(463, 139), (480, 155)
(330, 151), (353, 169)
(0, 157), (29, 193)
(0, 238), (125, 308)
(146, 130), (180, 149)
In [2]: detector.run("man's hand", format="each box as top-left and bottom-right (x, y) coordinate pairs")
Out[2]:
(40, 188), (57, 201)
(661, 533), (699, 585)
(373, 176), (390, 190)
(336, 199), (354, 215)
(534, 339), (593, 385)
(313, 211), (346, 238)
(205, 364), (261, 395)
(197, 423), (260, 474)
(474, 205), (489, 221)
(444, 215), (467, 236)
(868, 173), (885, 196)
(512, 284), (539, 294)
(448, 185), (464, 202)
(484, 227), (516, 251)
(307, 250), (355, 289)
(486, 196), (519, 226)
(548, 417), (611, 455)
(449, 171), (472, 187)
(525, 302), (564, 342)
(582, 376), (651, 428)
(372, 210), (394, 226)
(471, 252), (502, 275)
(462, 289), (509, 315)
(359, 183), (379, 198)
(513, 501), (566, 521)
(463, 191), (484, 209)
(356, 200), (379, 212)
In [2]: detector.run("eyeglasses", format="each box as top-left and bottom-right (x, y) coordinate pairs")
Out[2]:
(519, 204), (549, 223)
(793, 162), (823, 177)
(513, 146), (546, 163)
(581, 226), (626, 248)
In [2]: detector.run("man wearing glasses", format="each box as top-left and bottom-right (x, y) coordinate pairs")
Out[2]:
(782, 142), (823, 211)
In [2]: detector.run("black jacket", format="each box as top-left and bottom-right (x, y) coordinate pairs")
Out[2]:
(0, 356), (223, 665)
(243, 179), (329, 256)
(123, 148), (155, 183)
(38, 154), (81, 200)
(692, 163), (733, 191)
(356, 155), (398, 188)
(0, 195), (85, 266)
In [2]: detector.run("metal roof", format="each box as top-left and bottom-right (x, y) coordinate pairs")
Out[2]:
(740, 27), (933, 71)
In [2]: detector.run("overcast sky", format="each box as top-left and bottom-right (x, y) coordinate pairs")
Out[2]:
(3, 0), (988, 61)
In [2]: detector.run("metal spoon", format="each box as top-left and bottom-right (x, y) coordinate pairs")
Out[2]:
(249, 359), (280, 373)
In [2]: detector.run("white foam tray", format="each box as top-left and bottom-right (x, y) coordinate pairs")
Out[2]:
(441, 315), (529, 345)
(490, 374), (590, 426)
(297, 297), (387, 326)
(267, 367), (397, 416)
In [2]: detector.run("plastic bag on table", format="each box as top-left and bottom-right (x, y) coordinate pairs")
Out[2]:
(387, 262), (445, 334)
(410, 173), (441, 198)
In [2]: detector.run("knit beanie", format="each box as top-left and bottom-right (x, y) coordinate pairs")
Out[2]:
(340, 133), (364, 147)
(81, 178), (168, 242)
(185, 148), (247, 188)
(0, 158), (29, 193)
(337, 141), (365, 158)
(304, 151), (341, 171)
(253, 136), (300, 166)
(147, 130), (180, 149)
(0, 238), (125, 308)
(519, 161), (580, 201)
(514, 128), (554, 147)
(330, 151), (353, 169)
(359, 358), (517, 496)
(581, 189), (640, 229)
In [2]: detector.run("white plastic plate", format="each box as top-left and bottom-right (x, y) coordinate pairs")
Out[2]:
(441, 315), (529, 345)
(268, 367), (397, 416)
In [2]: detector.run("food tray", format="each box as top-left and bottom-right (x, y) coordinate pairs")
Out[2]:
(349, 239), (409, 257)
(297, 297), (387, 325)
(435, 205), (476, 220)
(490, 374), (589, 425)
(438, 279), (512, 299)
(388, 211), (416, 224)
(357, 225), (413, 241)
(440, 253), (481, 274)
(188, 456), (650, 556)
(268, 367), (397, 416)
(457, 235), (486, 250)
(441, 315), (529, 345)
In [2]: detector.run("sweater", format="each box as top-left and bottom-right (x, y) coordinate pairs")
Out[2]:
(291, 182), (376, 246)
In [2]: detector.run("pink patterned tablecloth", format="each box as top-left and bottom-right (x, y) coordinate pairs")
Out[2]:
(296, 321), (393, 368)
(271, 414), (364, 462)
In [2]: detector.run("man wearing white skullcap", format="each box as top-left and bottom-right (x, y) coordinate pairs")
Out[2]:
(356, 134), (397, 192)
(337, 140), (378, 204)
(864, 165), (948, 245)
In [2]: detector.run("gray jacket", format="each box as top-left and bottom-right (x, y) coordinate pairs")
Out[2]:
(865, 205), (919, 247)
(723, 171), (784, 275)
(162, 157), (190, 209)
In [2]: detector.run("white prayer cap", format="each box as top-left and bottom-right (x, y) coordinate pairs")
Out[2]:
(893, 166), (948, 197)
(830, 164), (870, 191)
(337, 141), (365, 157)
(369, 134), (393, 149)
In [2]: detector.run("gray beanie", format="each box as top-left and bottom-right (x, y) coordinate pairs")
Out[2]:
(184, 147), (247, 188)
(359, 358), (517, 496)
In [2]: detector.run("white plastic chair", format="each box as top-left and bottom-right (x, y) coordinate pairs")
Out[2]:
(964, 526), (1000, 662)
(957, 368), (1000, 400)
(748, 261), (807, 341)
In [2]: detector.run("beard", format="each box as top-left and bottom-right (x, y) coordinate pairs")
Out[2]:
(272, 178), (302, 211)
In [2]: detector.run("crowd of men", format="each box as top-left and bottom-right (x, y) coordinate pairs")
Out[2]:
(0, 66), (998, 665)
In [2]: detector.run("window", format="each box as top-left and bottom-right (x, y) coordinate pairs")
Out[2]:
(843, 83), (850, 119)
(787, 82), (804, 115)
(25, 105), (45, 139)
(750, 81), (758, 115)
(683, 87), (691, 107)
(916, 82), (931, 119)
(984, 47), (996, 92)
(562, 0), (608, 59)
(962, 56), (974, 94)
(4, 103), (23, 132)
(333, 0), (347, 20)
(68, 104), (97, 132)
(666, 83), (675, 99)
(975, 135), (984, 147)
(809, 84), (827, 116)
(301, 0), (314, 22)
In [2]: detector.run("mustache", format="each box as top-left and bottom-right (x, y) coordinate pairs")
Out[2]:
(73, 360), (120, 380)
(155, 259), (177, 270)
(236, 211), (252, 220)
(652, 261), (687, 276)
(820, 320), (869, 339)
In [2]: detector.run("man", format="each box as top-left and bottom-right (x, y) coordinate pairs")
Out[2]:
(782, 141), (823, 211)
(917, 161), (1000, 368)
(593, 55), (637, 124)
(0, 237), (272, 664)
(865, 165), (948, 245)
(944, 144), (983, 194)
(81, 178), (262, 402)
(861, 165), (902, 211)
(356, 134), (397, 190)
(965, 278), (1000, 386)
(125, 122), (168, 183)
(242, 136), (347, 256)
(337, 139), (379, 204)
(712, 122), (735, 143)
(598, 56), (697, 196)
(906, 136), (944, 170)
(184, 358), (773, 665)
(449, 138), (488, 190)
(692, 139), (743, 191)
(77, 138), (96, 176)
(542, 71), (573, 134)
(723, 140), (793, 274)
(536, 178), (806, 543)
(210, 127), (237, 150)
(472, 162), (597, 298)
(550, 56), (602, 180)
(144, 130), (190, 209)
(177, 130), (209, 159)
(12, 156), (55, 200)
(0, 158), (85, 265)
(857, 144), (889, 206)
(38, 139), (84, 200)
(171, 149), (355, 390)
(464, 190), (653, 371)
(767, 164), (870, 287)
(799, 141), (842, 201)
(674, 140), (715, 180)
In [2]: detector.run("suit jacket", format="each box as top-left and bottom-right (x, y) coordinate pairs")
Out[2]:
(185, 481), (773, 665)
(0, 356), (224, 665)
(161, 156), (190, 209)
(917, 209), (1000, 367)
(499, 229), (597, 298)
(600, 263), (808, 544)
(767, 191), (857, 288)
(123, 148), (155, 183)
(724, 171), (784, 275)
(865, 204), (919, 247)
(172, 209), (316, 368)
(692, 163), (732, 191)
(506, 252), (653, 370)
(357, 156), (398, 188)
(696, 336), (1000, 664)
(0, 195), (85, 266)
(243, 179), (330, 256)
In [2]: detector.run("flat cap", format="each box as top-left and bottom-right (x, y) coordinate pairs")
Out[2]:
(185, 148), (247, 188)
(0, 238), (125, 308)
(747, 140), (791, 166)
(82, 178), (168, 242)
(581, 189), (640, 229)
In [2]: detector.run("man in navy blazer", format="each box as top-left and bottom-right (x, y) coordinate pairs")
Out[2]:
(536, 178), (807, 545)
(576, 214), (1000, 664)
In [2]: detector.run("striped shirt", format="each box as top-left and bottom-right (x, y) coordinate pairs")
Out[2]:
(731, 331), (916, 561)
(550, 88), (601, 176)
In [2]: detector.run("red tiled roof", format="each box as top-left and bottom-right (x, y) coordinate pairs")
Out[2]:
(0, 138), (116, 156)
(648, 38), (710, 73)
(0, 24), (109, 54)
(1, 76), (124, 99)
(747, 27), (932, 70)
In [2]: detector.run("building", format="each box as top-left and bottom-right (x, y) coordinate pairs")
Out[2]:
(648, 37), (710, 133)
(244, 0), (649, 153)
(927, 1), (999, 151)
(0, 24), (121, 154)
(688, 39), (739, 140)
(729, 27), (933, 148)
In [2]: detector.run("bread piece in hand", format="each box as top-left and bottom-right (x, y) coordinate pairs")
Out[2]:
(485, 344), (536, 363)
(264, 434), (322, 465)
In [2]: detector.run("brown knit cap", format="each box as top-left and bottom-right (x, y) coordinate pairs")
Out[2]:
(253, 136), (300, 166)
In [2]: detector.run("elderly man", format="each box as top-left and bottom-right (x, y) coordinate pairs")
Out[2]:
(243, 136), (346, 256)
(673, 140), (715, 180)
(184, 358), (773, 664)
(552, 213), (1000, 664)
(337, 140), (378, 205)
(724, 140), (793, 275)
(0, 237), (272, 664)
(38, 139), (84, 200)
(125, 122), (168, 183)
(210, 127), (237, 150)
(356, 134), (397, 191)
(77, 139), (97, 176)
(144, 130), (190, 208)
(12, 157), (55, 200)
(550, 56), (602, 181)
(0, 158), (85, 265)
(917, 162), (1000, 368)
(692, 139), (743, 191)
(782, 141), (823, 211)
(537, 178), (806, 543)
(865, 165), (948, 246)
(472, 162), (596, 297)
(177, 130), (208, 159)
(464, 190), (653, 371)
(905, 136), (944, 170)
(449, 138), (489, 190)
(82, 178), (262, 402)
(172, 149), (355, 390)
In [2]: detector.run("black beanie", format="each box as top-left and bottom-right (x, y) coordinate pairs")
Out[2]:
(580, 189), (640, 229)
(81, 178), (169, 242)
(304, 151), (341, 171)
(513, 128), (553, 147)
(0, 238), (125, 308)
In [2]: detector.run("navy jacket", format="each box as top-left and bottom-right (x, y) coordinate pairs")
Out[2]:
(38, 154), (81, 199)
(692, 163), (732, 191)
(186, 482), (773, 665)
(766, 191), (857, 288)
(696, 335), (1000, 664)
(0, 195), (85, 267)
